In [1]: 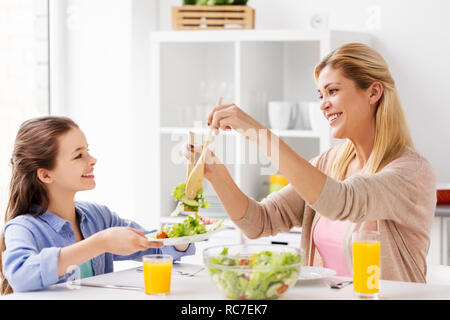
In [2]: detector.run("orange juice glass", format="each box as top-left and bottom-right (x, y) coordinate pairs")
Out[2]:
(143, 254), (173, 295)
(352, 231), (380, 299)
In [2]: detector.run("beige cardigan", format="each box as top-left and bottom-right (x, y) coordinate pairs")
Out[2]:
(232, 146), (437, 283)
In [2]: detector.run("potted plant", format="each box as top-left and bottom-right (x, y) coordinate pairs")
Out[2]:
(183, 0), (249, 5)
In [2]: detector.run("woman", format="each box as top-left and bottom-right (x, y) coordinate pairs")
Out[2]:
(1, 116), (193, 294)
(187, 43), (436, 282)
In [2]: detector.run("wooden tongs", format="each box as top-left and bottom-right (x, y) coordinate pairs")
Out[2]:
(185, 97), (223, 200)
(184, 130), (196, 211)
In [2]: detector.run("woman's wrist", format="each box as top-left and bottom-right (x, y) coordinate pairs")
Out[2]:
(206, 162), (228, 184)
(207, 162), (249, 221)
(239, 122), (268, 144)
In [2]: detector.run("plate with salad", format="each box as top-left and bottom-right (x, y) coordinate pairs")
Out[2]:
(146, 212), (224, 245)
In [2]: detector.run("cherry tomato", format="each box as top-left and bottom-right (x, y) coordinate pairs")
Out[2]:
(156, 230), (168, 239)
(238, 258), (250, 265)
(277, 283), (289, 295)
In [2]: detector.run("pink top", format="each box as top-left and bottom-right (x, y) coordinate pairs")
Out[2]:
(313, 216), (351, 277)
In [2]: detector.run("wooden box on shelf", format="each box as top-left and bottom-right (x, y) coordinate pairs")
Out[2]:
(172, 5), (255, 30)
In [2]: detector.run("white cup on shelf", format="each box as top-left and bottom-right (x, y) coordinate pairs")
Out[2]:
(267, 101), (298, 130)
(299, 101), (326, 132)
(298, 102), (312, 130)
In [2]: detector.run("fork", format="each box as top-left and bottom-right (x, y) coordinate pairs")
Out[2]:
(185, 267), (205, 277)
(326, 280), (353, 289)
(174, 267), (205, 277)
(136, 266), (205, 277)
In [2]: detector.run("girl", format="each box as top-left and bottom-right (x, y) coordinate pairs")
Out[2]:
(0, 116), (194, 294)
(187, 43), (436, 282)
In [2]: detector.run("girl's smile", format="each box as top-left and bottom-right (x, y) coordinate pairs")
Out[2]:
(81, 171), (95, 179)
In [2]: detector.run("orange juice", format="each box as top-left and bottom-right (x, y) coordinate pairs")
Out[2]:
(143, 256), (173, 294)
(352, 240), (380, 295)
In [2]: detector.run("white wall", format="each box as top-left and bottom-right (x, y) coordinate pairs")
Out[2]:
(51, 0), (159, 229)
(130, 0), (159, 229)
(0, 0), (49, 224)
(158, 0), (450, 183)
(52, 0), (450, 231)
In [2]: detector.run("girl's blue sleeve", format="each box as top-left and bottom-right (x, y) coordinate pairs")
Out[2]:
(2, 224), (62, 292)
(101, 205), (196, 261)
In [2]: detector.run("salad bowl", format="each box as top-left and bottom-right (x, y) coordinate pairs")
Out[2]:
(203, 244), (303, 300)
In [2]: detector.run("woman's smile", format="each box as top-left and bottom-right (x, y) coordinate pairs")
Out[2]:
(326, 112), (343, 125)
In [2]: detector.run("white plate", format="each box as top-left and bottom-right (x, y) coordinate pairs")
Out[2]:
(298, 266), (336, 281)
(146, 222), (224, 246)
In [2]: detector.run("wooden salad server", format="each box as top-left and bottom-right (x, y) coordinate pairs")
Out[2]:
(184, 131), (197, 211)
(185, 97), (223, 200)
(186, 131), (196, 181)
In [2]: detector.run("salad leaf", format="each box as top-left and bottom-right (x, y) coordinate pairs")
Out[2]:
(172, 182), (186, 201)
(164, 212), (207, 238)
(171, 182), (210, 216)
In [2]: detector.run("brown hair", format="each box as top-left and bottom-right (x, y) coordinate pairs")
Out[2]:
(0, 116), (78, 295)
(314, 43), (414, 180)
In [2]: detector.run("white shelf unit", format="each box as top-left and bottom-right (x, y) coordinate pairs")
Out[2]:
(149, 29), (371, 231)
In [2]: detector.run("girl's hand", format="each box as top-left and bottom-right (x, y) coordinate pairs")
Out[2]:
(174, 243), (190, 252)
(207, 104), (266, 141)
(98, 227), (163, 256)
(183, 143), (223, 181)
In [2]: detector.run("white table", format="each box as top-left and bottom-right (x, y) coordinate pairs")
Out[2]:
(4, 263), (450, 300)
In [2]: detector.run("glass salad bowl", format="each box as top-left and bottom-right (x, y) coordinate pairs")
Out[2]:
(203, 244), (303, 300)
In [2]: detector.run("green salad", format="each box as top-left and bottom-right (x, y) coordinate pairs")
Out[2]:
(206, 248), (301, 300)
(164, 212), (207, 237)
(171, 182), (209, 216)
(150, 212), (224, 239)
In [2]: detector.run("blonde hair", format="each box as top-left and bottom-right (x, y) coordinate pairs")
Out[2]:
(314, 43), (415, 180)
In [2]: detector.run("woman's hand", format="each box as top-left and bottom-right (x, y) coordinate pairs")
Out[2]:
(207, 104), (266, 142)
(98, 227), (163, 256)
(183, 143), (223, 181)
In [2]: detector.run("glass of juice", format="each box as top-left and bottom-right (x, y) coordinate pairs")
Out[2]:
(352, 230), (380, 299)
(142, 254), (173, 295)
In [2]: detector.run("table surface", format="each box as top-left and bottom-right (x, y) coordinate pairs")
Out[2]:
(3, 206), (450, 300)
(4, 263), (450, 300)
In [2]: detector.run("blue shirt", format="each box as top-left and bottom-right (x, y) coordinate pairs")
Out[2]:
(2, 201), (195, 292)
